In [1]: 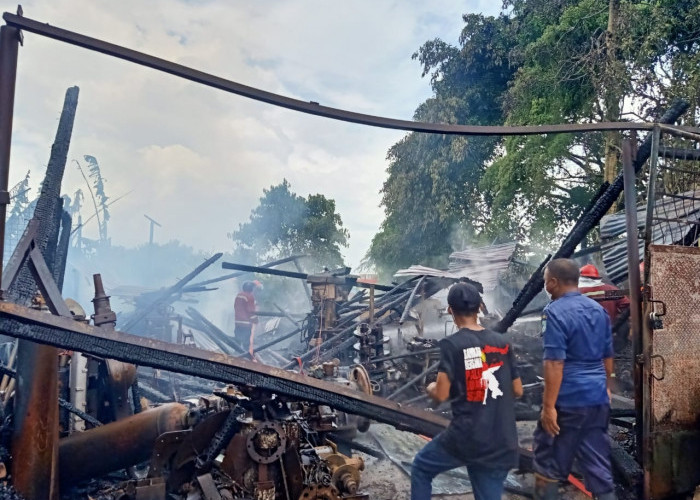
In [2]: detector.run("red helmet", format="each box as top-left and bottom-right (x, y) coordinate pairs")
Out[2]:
(580, 264), (600, 279)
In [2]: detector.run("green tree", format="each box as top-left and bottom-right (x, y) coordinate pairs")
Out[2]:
(369, 0), (700, 275)
(230, 180), (349, 271)
(368, 13), (516, 272)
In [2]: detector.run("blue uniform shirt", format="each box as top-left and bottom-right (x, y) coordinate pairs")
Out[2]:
(542, 291), (613, 407)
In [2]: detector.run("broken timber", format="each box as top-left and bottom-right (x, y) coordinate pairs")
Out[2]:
(0, 301), (449, 437)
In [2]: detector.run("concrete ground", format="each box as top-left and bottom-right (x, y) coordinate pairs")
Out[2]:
(355, 423), (591, 500)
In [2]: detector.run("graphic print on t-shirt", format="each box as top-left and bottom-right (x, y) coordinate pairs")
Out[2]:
(463, 344), (509, 404)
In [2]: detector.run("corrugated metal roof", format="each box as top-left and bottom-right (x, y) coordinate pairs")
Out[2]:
(601, 189), (700, 284)
(394, 242), (517, 291)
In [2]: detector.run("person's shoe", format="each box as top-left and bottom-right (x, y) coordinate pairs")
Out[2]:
(533, 477), (559, 500)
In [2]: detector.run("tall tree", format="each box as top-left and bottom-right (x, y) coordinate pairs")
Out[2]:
(230, 180), (349, 271)
(368, 14), (516, 272)
(369, 0), (700, 275)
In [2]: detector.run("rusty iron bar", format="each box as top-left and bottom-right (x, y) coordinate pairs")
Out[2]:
(221, 261), (394, 292)
(641, 127), (660, 496)
(58, 403), (188, 487)
(0, 23), (20, 286)
(3, 12), (694, 138)
(188, 255), (306, 289)
(0, 301), (450, 438)
(386, 361), (441, 401)
(622, 139), (644, 466)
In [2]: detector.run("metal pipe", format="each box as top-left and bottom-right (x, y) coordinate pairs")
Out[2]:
(640, 128), (660, 496)
(366, 348), (440, 365)
(386, 361), (441, 401)
(622, 139), (643, 464)
(0, 24), (20, 286)
(1, 12), (682, 138)
(399, 276), (425, 324)
(221, 262), (393, 291)
(58, 402), (188, 486)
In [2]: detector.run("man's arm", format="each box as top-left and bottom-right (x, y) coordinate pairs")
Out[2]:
(512, 378), (523, 398)
(603, 311), (614, 400)
(541, 360), (564, 436)
(541, 309), (567, 436)
(248, 295), (259, 324)
(427, 372), (451, 403)
(604, 357), (614, 401)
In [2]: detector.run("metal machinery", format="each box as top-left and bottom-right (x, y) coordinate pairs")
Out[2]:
(53, 383), (368, 500)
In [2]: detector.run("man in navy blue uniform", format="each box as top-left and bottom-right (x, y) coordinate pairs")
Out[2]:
(534, 258), (616, 500)
(411, 283), (523, 500)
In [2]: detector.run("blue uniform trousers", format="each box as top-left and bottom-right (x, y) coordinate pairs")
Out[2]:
(533, 404), (614, 496)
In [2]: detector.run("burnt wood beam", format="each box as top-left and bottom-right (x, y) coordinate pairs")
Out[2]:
(0, 301), (449, 437)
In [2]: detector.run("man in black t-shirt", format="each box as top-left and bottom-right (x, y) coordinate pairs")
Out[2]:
(411, 283), (523, 500)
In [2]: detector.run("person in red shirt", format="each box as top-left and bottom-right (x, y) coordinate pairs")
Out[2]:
(234, 281), (259, 352)
(578, 264), (629, 324)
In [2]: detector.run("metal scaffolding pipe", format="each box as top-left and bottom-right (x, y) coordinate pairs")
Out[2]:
(0, 24), (19, 283)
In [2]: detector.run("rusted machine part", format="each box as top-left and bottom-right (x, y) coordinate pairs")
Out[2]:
(93, 273), (136, 421)
(298, 485), (341, 500)
(105, 359), (137, 420)
(317, 443), (364, 496)
(58, 402), (188, 486)
(91, 273), (116, 328)
(247, 422), (288, 464)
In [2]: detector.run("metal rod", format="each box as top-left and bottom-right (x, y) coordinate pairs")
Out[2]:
(243, 327), (302, 357)
(292, 258), (313, 306)
(221, 261), (393, 291)
(399, 276), (425, 324)
(0, 12), (675, 138)
(622, 139), (643, 467)
(366, 348), (439, 365)
(0, 24), (20, 286)
(657, 147), (700, 161)
(386, 361), (441, 401)
(640, 127), (660, 496)
(188, 255), (305, 288)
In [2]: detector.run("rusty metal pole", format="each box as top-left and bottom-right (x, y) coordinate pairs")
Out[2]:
(0, 24), (20, 283)
(640, 127), (660, 498)
(622, 139), (643, 462)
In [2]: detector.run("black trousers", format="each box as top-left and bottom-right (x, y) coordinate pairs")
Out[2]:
(234, 323), (252, 352)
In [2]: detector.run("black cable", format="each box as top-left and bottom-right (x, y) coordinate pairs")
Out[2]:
(58, 398), (102, 427)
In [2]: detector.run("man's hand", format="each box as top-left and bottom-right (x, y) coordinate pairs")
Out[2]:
(426, 381), (437, 398)
(540, 406), (560, 436)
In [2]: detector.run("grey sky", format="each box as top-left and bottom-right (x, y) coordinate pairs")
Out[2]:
(8, 0), (501, 269)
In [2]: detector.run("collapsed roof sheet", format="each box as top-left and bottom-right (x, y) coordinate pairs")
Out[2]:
(601, 189), (700, 284)
(395, 242), (517, 291)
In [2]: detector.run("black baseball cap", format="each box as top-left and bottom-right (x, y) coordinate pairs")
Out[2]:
(447, 282), (482, 313)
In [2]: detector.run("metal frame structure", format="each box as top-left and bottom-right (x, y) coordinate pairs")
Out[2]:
(0, 7), (698, 500)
